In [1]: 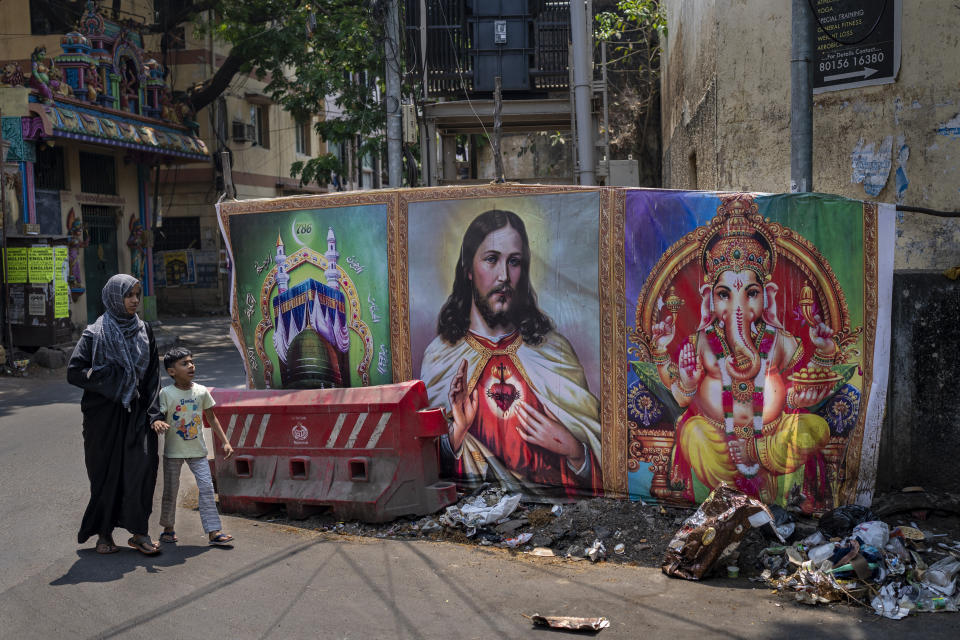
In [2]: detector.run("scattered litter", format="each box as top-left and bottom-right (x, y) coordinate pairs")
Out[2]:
(818, 505), (873, 539)
(459, 493), (522, 527)
(662, 484), (779, 581)
(551, 505), (564, 516)
(530, 547), (556, 557)
(765, 510), (960, 620)
(528, 614), (610, 632)
(586, 539), (606, 562)
(727, 565), (740, 578)
(614, 543), (626, 555)
(502, 532), (533, 548)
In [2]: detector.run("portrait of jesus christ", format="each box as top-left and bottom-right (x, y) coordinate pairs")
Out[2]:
(417, 206), (603, 498)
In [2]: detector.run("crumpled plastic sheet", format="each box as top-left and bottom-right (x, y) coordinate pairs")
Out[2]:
(440, 493), (522, 528)
(458, 493), (522, 527)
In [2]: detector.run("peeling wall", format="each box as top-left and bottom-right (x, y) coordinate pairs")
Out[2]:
(663, 0), (960, 270)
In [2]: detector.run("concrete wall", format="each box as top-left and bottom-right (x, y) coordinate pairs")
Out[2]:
(662, 0), (960, 270)
(876, 273), (960, 492)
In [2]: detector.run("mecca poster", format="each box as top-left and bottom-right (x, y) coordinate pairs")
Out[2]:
(218, 193), (396, 390)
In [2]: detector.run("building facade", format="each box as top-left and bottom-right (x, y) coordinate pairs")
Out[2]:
(661, 0), (959, 270)
(2, 0), (332, 334)
(1, 1), (209, 342)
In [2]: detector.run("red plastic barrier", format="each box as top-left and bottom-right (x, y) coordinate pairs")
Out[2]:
(210, 380), (457, 522)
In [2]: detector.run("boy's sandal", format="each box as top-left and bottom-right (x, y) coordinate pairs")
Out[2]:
(209, 532), (234, 546)
(95, 542), (119, 554)
(159, 531), (178, 543)
(127, 536), (161, 555)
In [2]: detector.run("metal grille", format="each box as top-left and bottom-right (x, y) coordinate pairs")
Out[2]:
(405, 0), (570, 97)
(82, 206), (116, 244)
(532, 1), (570, 89)
(79, 152), (117, 194)
(154, 216), (200, 251)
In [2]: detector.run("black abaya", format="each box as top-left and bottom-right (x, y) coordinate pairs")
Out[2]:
(67, 324), (163, 543)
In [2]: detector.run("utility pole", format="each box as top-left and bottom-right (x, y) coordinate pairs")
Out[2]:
(385, 0), (402, 188)
(492, 77), (506, 183)
(570, 0), (595, 185)
(0, 108), (12, 366)
(790, 0), (814, 192)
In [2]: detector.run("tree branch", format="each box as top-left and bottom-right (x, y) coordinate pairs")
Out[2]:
(188, 50), (247, 112)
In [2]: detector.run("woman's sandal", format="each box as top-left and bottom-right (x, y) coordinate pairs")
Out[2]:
(209, 532), (234, 546)
(95, 541), (119, 554)
(159, 531), (178, 543)
(128, 536), (161, 555)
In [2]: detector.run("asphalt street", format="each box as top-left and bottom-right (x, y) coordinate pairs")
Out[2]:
(0, 317), (956, 639)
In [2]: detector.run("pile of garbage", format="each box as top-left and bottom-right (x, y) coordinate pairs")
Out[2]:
(657, 484), (960, 620)
(760, 505), (960, 618)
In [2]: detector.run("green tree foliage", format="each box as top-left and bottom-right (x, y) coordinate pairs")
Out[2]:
(594, 0), (666, 186)
(159, 0), (386, 187)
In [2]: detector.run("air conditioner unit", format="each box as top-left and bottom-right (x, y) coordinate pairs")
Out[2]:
(232, 120), (255, 143)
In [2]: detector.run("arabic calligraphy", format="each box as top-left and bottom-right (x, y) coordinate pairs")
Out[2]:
(367, 293), (381, 323)
(377, 344), (389, 376)
(346, 256), (364, 273)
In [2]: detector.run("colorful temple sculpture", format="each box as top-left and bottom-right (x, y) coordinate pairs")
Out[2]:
(0, 0), (210, 329)
(271, 229), (352, 388)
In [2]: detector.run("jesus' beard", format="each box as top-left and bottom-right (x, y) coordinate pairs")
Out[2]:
(473, 283), (521, 331)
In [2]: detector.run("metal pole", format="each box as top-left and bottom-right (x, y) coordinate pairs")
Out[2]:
(0, 108), (13, 366)
(385, 0), (402, 188)
(570, 0), (595, 185)
(790, 0), (814, 192)
(492, 76), (506, 183)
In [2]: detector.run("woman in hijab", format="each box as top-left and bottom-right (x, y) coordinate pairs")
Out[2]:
(67, 274), (167, 555)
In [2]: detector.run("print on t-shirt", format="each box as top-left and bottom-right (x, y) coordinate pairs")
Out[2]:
(172, 396), (201, 441)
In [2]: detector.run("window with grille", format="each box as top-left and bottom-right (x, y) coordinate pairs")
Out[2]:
(154, 216), (200, 251)
(34, 146), (66, 191)
(79, 152), (117, 194)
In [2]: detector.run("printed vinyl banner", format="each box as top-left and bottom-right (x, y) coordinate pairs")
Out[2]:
(219, 194), (394, 390)
(217, 187), (894, 509)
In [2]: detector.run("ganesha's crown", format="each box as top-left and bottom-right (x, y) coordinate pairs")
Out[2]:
(700, 194), (776, 284)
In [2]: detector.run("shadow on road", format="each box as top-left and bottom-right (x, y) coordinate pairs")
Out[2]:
(50, 544), (213, 586)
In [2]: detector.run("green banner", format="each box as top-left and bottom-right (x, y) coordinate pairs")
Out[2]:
(28, 246), (54, 284)
(3, 248), (28, 284)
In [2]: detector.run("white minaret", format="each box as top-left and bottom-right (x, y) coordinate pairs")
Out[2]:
(275, 233), (290, 293)
(324, 226), (340, 290)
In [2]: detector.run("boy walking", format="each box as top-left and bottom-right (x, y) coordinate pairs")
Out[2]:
(158, 347), (235, 546)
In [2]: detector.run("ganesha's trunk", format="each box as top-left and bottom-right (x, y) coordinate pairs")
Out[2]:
(725, 306), (761, 381)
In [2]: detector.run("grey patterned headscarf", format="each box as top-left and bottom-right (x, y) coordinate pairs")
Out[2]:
(84, 274), (150, 408)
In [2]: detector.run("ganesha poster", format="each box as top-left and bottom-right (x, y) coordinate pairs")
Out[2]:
(217, 193), (396, 390)
(624, 191), (894, 511)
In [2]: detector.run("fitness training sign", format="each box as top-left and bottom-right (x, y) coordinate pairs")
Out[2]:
(813, 0), (901, 93)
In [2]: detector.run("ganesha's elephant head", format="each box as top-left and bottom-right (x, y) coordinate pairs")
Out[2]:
(698, 269), (783, 381)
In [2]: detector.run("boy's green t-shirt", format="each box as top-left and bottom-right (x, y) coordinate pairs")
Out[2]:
(159, 383), (215, 458)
